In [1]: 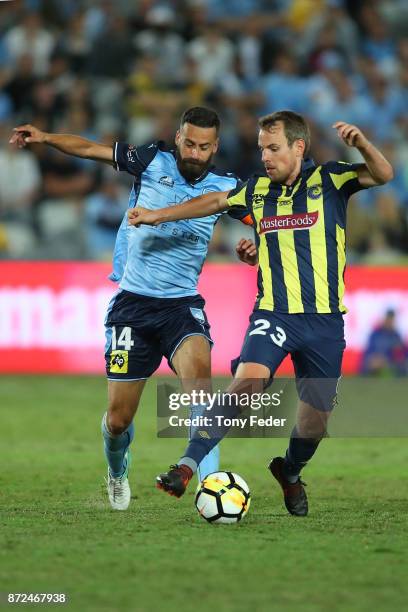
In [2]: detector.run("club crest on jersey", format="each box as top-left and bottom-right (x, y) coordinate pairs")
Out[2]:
(190, 307), (205, 323)
(159, 175), (175, 188)
(307, 184), (322, 200)
(260, 211), (319, 234)
(252, 194), (265, 208)
(202, 186), (216, 194)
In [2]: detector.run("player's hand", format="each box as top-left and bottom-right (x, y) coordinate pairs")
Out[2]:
(332, 121), (370, 149)
(9, 124), (47, 148)
(236, 238), (258, 266)
(128, 207), (160, 227)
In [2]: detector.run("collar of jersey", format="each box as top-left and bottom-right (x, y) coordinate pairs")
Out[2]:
(301, 158), (316, 173)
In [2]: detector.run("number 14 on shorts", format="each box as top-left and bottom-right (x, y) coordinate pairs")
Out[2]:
(111, 326), (134, 351)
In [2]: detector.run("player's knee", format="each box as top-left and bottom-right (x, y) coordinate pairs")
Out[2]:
(297, 415), (327, 440)
(297, 421), (326, 441)
(107, 407), (133, 436)
(297, 400), (330, 440)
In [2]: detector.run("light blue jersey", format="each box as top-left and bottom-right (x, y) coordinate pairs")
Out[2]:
(109, 141), (249, 298)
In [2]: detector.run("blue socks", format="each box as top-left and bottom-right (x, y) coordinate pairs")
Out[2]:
(197, 445), (220, 481)
(180, 398), (238, 475)
(101, 412), (134, 478)
(189, 404), (220, 480)
(101, 405), (218, 481)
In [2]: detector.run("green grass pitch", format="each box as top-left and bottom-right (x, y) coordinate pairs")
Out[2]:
(1, 376), (407, 611)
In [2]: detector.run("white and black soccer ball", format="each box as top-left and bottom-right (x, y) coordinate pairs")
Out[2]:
(195, 471), (251, 524)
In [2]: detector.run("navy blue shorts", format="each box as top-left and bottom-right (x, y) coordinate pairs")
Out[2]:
(232, 310), (346, 411)
(105, 290), (212, 380)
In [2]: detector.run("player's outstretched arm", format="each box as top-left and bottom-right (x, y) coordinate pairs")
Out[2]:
(128, 191), (230, 227)
(9, 124), (114, 165)
(332, 121), (394, 187)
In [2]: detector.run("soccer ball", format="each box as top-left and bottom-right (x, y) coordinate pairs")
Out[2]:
(195, 471), (251, 524)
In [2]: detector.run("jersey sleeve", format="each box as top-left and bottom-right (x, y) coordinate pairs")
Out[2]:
(326, 161), (368, 200)
(113, 141), (159, 176)
(225, 182), (253, 224)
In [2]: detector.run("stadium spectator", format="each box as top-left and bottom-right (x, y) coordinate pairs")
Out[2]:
(364, 71), (405, 141)
(355, 140), (408, 255)
(84, 177), (128, 261)
(29, 77), (66, 128)
(134, 5), (186, 85)
(206, 0), (266, 21)
(0, 125), (41, 220)
(361, 309), (408, 376)
(38, 147), (95, 202)
(4, 11), (55, 76)
(126, 53), (187, 144)
(0, 124), (41, 257)
(0, 71), (12, 121)
(311, 67), (373, 130)
(187, 25), (235, 87)
(260, 50), (309, 115)
(3, 54), (37, 117)
(85, 14), (134, 78)
(59, 11), (91, 74)
(227, 110), (263, 179)
(298, 0), (359, 69)
(47, 53), (76, 101)
(236, 18), (264, 84)
(359, 4), (397, 78)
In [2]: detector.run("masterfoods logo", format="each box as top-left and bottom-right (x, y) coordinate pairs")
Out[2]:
(260, 211), (319, 234)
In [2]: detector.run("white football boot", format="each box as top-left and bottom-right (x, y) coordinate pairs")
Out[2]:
(106, 451), (131, 510)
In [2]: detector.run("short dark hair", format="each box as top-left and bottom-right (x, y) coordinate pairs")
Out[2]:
(180, 107), (220, 134)
(258, 110), (311, 156)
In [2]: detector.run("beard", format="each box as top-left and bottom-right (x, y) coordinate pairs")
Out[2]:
(176, 148), (213, 182)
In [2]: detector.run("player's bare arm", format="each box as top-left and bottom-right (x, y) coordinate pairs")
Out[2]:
(9, 124), (114, 166)
(332, 121), (394, 187)
(127, 190), (230, 227)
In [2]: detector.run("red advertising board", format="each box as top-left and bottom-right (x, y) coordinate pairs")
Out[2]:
(0, 262), (407, 374)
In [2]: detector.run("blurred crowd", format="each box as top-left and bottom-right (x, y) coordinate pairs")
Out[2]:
(0, 0), (407, 262)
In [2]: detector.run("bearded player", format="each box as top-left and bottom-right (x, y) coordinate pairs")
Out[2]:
(10, 107), (256, 510)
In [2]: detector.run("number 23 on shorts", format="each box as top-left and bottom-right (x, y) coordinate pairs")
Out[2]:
(249, 318), (287, 348)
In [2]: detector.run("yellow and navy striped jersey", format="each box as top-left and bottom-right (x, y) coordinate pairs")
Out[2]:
(226, 159), (368, 314)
